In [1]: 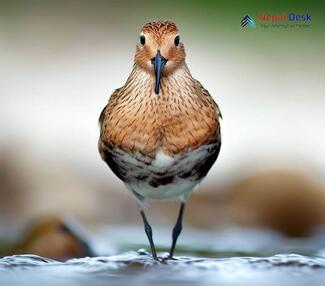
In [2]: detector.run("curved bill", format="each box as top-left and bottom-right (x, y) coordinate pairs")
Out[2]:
(151, 50), (167, 94)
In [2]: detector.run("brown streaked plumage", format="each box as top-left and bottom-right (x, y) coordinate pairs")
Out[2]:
(98, 20), (222, 260)
(142, 21), (178, 38)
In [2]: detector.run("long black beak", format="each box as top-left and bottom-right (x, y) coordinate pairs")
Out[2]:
(151, 50), (167, 94)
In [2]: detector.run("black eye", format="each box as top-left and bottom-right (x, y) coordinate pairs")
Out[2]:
(174, 36), (180, 46)
(140, 35), (145, 45)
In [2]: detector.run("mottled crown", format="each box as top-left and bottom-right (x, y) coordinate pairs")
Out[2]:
(141, 21), (179, 38)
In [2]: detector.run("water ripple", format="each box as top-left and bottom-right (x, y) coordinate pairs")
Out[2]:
(1, 252), (325, 286)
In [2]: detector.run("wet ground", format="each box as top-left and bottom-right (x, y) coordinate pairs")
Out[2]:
(1, 252), (325, 286)
(2, 226), (325, 285)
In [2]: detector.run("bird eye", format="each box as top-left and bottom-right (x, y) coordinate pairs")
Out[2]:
(174, 36), (180, 46)
(140, 35), (145, 45)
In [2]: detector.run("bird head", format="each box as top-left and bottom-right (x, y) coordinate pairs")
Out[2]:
(135, 21), (186, 94)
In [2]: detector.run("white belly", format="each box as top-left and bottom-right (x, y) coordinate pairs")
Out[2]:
(126, 177), (201, 201)
(113, 145), (214, 201)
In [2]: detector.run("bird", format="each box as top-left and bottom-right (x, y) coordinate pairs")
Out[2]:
(98, 20), (222, 260)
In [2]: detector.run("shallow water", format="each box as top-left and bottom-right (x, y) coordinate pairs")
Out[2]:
(1, 252), (325, 286)
(3, 226), (325, 285)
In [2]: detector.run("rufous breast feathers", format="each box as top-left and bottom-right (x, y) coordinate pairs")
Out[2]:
(100, 71), (220, 157)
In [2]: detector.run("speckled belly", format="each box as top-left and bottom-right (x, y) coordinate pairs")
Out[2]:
(102, 142), (219, 201)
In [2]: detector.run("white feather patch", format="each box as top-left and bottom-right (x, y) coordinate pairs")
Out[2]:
(151, 150), (175, 169)
(127, 177), (201, 201)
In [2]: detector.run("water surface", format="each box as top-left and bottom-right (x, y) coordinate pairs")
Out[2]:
(2, 227), (325, 285)
(1, 252), (325, 286)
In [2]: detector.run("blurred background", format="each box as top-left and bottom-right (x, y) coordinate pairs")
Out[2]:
(0, 0), (325, 259)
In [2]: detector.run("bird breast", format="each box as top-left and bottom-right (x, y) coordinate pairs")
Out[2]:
(101, 69), (218, 158)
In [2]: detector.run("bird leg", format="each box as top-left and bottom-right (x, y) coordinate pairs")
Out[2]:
(168, 202), (186, 259)
(140, 209), (158, 260)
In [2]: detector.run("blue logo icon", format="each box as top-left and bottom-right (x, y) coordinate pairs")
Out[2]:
(241, 15), (255, 27)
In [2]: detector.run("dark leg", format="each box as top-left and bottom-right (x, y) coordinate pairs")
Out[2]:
(169, 202), (186, 258)
(140, 210), (158, 260)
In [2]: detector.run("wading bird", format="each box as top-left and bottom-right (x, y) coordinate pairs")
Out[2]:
(99, 21), (221, 260)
